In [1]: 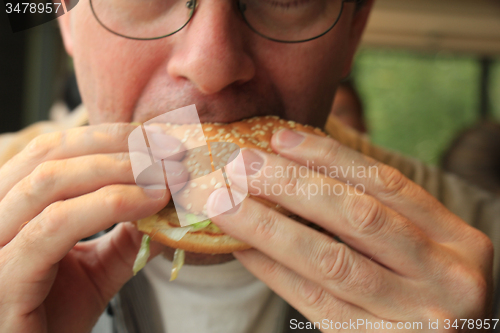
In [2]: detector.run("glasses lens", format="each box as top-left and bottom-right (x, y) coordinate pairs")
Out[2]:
(91, 0), (195, 39)
(239, 0), (343, 42)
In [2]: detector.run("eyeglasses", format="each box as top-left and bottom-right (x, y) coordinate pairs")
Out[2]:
(90, 0), (362, 43)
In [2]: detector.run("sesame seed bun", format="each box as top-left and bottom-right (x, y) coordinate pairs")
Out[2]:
(134, 116), (326, 254)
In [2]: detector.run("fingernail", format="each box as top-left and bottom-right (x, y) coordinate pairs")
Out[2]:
(207, 188), (245, 217)
(232, 148), (264, 177)
(146, 132), (182, 160)
(143, 187), (166, 199)
(148, 132), (180, 150)
(163, 161), (185, 178)
(275, 129), (305, 149)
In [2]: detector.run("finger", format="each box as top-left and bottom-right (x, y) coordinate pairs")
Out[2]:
(233, 249), (382, 333)
(207, 189), (415, 319)
(69, 222), (167, 302)
(0, 123), (184, 201)
(0, 154), (186, 247)
(4, 184), (168, 282)
(226, 149), (436, 277)
(271, 129), (460, 241)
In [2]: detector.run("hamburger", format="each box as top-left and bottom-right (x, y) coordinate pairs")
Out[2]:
(132, 116), (326, 280)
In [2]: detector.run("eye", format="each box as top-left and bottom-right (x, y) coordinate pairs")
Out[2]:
(238, 0), (343, 42)
(261, 0), (314, 10)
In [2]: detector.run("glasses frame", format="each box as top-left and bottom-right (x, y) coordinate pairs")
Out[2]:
(89, 0), (363, 43)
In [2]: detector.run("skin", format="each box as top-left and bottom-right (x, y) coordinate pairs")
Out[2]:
(330, 82), (367, 133)
(0, 0), (493, 332)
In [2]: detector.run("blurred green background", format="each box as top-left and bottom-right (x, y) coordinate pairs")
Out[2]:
(352, 49), (500, 165)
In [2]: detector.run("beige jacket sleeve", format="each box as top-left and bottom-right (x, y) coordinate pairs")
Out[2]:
(326, 116), (500, 285)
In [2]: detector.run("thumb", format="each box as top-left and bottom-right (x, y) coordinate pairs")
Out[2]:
(85, 222), (165, 302)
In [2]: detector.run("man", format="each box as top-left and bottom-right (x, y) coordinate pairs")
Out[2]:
(329, 79), (367, 133)
(0, 0), (499, 332)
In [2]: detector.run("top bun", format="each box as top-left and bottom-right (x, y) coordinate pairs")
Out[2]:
(134, 116), (326, 254)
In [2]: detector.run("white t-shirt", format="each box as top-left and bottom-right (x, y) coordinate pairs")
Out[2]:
(92, 255), (286, 333)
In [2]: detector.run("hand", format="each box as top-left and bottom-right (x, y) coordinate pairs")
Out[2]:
(0, 124), (185, 333)
(207, 129), (494, 332)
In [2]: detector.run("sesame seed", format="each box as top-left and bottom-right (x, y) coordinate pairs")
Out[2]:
(210, 177), (216, 185)
(204, 170), (209, 175)
(181, 138), (187, 143)
(214, 182), (222, 189)
(186, 203), (192, 210)
(205, 127), (213, 131)
(190, 182), (197, 188)
(200, 184), (208, 190)
(267, 122), (273, 126)
(239, 138), (245, 144)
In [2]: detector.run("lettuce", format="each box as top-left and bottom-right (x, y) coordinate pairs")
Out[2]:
(133, 235), (151, 275)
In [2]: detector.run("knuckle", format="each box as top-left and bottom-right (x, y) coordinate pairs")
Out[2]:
(348, 196), (386, 234)
(36, 201), (66, 236)
(101, 186), (127, 215)
(473, 231), (494, 266)
(317, 243), (351, 282)
(319, 138), (341, 166)
(25, 132), (64, 161)
(101, 123), (133, 146)
(259, 257), (282, 278)
(23, 161), (60, 199)
(252, 210), (280, 242)
(298, 279), (329, 309)
(345, 260), (384, 298)
(280, 175), (300, 195)
(104, 153), (132, 175)
(278, 162), (301, 193)
(446, 263), (489, 315)
(115, 153), (133, 174)
(376, 163), (408, 199)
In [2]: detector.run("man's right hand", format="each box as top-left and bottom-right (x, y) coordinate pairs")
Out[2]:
(0, 123), (183, 333)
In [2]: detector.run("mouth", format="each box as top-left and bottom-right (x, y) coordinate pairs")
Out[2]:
(132, 78), (285, 125)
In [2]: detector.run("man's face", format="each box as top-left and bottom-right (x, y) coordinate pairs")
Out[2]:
(59, 0), (372, 127)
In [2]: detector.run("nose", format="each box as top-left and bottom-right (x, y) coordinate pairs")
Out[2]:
(167, 0), (256, 95)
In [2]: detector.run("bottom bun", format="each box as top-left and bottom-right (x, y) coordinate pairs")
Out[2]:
(134, 201), (251, 254)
